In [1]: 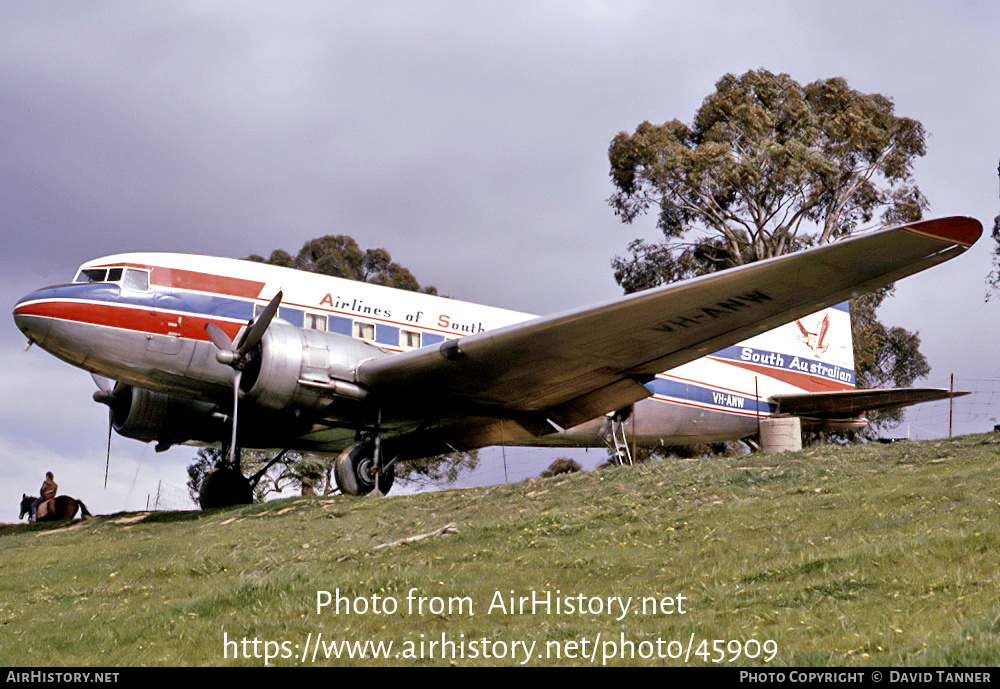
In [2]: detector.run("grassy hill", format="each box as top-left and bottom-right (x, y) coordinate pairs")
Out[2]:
(2, 433), (999, 667)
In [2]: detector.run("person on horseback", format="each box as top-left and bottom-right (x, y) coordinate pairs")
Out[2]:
(29, 471), (57, 523)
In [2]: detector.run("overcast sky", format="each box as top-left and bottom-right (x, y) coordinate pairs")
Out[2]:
(2, 1), (998, 520)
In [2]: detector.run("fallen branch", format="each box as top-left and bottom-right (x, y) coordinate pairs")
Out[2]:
(373, 523), (458, 550)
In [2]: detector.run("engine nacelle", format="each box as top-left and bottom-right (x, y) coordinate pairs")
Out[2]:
(239, 321), (390, 410)
(110, 385), (227, 445)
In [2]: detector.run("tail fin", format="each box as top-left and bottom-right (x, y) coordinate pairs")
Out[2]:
(714, 301), (856, 394)
(741, 302), (960, 424)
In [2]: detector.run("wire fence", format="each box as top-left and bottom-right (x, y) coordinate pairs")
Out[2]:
(143, 480), (198, 512)
(887, 377), (1000, 440)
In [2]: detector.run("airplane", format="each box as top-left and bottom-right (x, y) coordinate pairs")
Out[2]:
(12, 216), (982, 502)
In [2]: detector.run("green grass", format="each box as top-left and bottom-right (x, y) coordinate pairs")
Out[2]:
(2, 433), (999, 667)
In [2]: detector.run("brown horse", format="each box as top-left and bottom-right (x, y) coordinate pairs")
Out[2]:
(20, 494), (92, 522)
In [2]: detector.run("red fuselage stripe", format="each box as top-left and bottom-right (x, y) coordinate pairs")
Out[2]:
(16, 300), (244, 342)
(89, 262), (267, 299)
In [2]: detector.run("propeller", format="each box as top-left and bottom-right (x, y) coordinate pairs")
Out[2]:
(372, 408), (384, 497)
(204, 291), (282, 466)
(91, 373), (115, 404)
(91, 373), (115, 487)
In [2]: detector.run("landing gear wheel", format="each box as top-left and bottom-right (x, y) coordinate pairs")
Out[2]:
(334, 441), (395, 496)
(199, 467), (253, 508)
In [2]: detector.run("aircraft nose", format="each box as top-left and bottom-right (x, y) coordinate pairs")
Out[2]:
(13, 288), (54, 344)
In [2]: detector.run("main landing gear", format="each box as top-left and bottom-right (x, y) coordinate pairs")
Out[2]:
(198, 447), (293, 509)
(335, 409), (396, 496)
(198, 446), (254, 509)
(334, 441), (395, 496)
(199, 466), (253, 508)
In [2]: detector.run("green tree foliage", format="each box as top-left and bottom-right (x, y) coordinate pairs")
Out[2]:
(609, 69), (928, 274)
(396, 449), (480, 487)
(540, 457), (582, 478)
(247, 235), (438, 294)
(985, 160), (1000, 299)
(850, 288), (930, 430)
(608, 69), (931, 434)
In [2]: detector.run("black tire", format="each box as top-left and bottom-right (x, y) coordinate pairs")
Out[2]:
(199, 467), (254, 508)
(334, 442), (395, 496)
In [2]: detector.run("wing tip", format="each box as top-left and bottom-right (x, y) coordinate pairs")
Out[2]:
(901, 216), (983, 248)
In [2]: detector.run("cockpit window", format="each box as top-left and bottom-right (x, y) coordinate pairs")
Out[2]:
(73, 266), (150, 291)
(75, 268), (108, 283)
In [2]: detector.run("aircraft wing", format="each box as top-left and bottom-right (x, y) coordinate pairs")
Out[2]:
(357, 217), (981, 431)
(770, 388), (969, 418)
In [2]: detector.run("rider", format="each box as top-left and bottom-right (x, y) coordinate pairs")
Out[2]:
(29, 471), (57, 522)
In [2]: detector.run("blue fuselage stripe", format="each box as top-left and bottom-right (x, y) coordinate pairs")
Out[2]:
(21, 283), (255, 322)
(709, 345), (856, 386)
(645, 378), (777, 414)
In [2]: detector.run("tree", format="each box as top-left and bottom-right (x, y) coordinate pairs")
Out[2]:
(608, 69), (931, 434)
(850, 288), (929, 430)
(188, 235), (475, 500)
(395, 449), (479, 487)
(247, 235), (438, 294)
(985, 160), (1000, 299)
(539, 458), (582, 478)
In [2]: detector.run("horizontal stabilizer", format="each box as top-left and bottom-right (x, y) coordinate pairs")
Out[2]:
(769, 388), (969, 418)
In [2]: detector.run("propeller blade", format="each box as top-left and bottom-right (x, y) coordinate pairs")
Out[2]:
(237, 291), (282, 357)
(91, 373), (116, 405)
(105, 411), (112, 489)
(229, 370), (242, 466)
(372, 409), (384, 498)
(91, 373), (114, 395)
(205, 322), (235, 352)
(204, 292), (282, 468)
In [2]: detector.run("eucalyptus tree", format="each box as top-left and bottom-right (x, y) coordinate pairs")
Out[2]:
(608, 69), (931, 432)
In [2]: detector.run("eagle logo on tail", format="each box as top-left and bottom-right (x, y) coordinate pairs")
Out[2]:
(796, 312), (831, 355)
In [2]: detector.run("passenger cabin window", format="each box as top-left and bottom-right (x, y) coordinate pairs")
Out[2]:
(353, 322), (375, 341)
(305, 313), (327, 331)
(401, 330), (421, 348)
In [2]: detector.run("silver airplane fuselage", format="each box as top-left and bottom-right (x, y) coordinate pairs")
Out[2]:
(13, 252), (860, 458)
